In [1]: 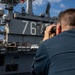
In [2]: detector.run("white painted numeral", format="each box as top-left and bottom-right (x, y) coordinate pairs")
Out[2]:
(22, 21), (36, 35)
(22, 21), (28, 34)
(30, 22), (36, 35)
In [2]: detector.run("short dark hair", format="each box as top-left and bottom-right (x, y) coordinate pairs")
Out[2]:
(59, 8), (75, 26)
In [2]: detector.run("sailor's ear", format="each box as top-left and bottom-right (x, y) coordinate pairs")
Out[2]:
(56, 23), (61, 35)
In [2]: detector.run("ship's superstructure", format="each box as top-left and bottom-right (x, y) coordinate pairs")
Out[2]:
(0, 0), (58, 75)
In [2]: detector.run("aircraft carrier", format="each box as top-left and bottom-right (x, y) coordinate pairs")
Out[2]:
(0, 0), (58, 75)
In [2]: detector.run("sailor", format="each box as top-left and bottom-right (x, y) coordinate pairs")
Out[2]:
(31, 8), (75, 75)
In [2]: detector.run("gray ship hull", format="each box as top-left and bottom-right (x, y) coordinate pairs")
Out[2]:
(0, 52), (35, 75)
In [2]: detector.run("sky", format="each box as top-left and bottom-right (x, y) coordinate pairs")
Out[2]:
(13, 0), (75, 17)
(0, 0), (75, 17)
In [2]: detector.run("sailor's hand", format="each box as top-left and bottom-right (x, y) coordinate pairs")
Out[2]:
(43, 24), (56, 41)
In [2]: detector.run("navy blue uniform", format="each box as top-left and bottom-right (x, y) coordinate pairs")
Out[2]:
(31, 29), (75, 75)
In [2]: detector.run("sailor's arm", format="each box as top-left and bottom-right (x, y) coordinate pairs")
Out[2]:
(43, 24), (56, 41)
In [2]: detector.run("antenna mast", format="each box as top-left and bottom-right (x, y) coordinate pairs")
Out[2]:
(26, 0), (34, 15)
